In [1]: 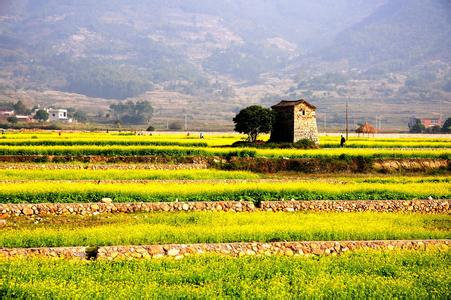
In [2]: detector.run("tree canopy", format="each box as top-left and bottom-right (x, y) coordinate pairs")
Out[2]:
(73, 111), (88, 123)
(233, 105), (274, 142)
(408, 118), (425, 133)
(442, 117), (451, 133)
(13, 101), (29, 115)
(7, 116), (18, 124)
(33, 109), (49, 122)
(109, 101), (153, 125)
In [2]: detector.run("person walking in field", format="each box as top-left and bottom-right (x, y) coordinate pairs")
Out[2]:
(340, 135), (346, 147)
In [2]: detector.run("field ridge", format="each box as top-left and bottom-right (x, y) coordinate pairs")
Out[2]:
(1, 239), (448, 260)
(1, 199), (449, 217)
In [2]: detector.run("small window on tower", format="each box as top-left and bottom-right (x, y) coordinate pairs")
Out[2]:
(301, 110), (305, 116)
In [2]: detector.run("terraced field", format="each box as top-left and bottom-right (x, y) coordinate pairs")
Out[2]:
(0, 131), (449, 298)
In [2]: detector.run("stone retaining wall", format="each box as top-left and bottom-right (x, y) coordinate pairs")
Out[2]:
(97, 240), (449, 260)
(220, 157), (449, 173)
(0, 163), (208, 170)
(373, 159), (449, 172)
(1, 200), (449, 218)
(0, 240), (448, 260)
(0, 155), (210, 164)
(0, 155), (448, 174)
(0, 246), (88, 259)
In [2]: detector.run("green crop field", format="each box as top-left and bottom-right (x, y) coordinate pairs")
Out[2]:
(1, 250), (449, 299)
(0, 178), (449, 203)
(0, 144), (449, 159)
(0, 168), (448, 182)
(0, 132), (450, 159)
(1, 132), (450, 148)
(1, 212), (449, 248)
(0, 131), (449, 298)
(0, 168), (261, 181)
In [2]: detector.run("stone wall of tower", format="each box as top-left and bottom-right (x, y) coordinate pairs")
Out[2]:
(293, 103), (319, 144)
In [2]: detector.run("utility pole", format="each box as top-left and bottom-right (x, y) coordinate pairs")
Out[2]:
(379, 116), (383, 134)
(323, 112), (327, 135)
(345, 99), (349, 140)
(376, 115), (382, 134)
(184, 114), (187, 131)
(439, 100), (443, 122)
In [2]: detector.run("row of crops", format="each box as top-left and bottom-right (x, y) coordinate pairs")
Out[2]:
(1, 131), (450, 147)
(0, 132), (449, 160)
(2, 250), (448, 299)
(0, 168), (449, 181)
(1, 179), (449, 203)
(0, 145), (449, 158)
(0, 131), (449, 298)
(2, 211), (448, 248)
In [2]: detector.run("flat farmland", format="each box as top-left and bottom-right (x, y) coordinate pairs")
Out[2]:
(0, 131), (449, 298)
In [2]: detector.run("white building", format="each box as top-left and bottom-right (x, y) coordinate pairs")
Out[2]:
(47, 108), (69, 122)
(0, 110), (15, 117)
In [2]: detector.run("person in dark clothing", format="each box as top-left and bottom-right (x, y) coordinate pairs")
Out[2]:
(340, 135), (346, 147)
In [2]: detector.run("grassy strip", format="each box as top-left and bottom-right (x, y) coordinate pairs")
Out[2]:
(252, 147), (450, 159)
(1, 212), (449, 248)
(0, 169), (448, 182)
(0, 133), (241, 146)
(0, 180), (449, 203)
(0, 169), (260, 181)
(321, 141), (451, 148)
(0, 139), (208, 147)
(2, 139), (450, 148)
(0, 145), (449, 159)
(320, 136), (450, 148)
(2, 134), (449, 148)
(320, 136), (451, 142)
(1, 250), (449, 298)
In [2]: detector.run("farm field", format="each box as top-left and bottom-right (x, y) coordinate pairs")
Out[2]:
(0, 144), (449, 158)
(1, 132), (450, 148)
(0, 168), (448, 181)
(0, 178), (449, 203)
(1, 212), (449, 248)
(0, 131), (449, 298)
(1, 250), (449, 299)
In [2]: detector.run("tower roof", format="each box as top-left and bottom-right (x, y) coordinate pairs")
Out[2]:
(271, 99), (316, 110)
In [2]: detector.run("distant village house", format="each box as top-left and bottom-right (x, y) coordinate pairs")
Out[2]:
(270, 99), (319, 144)
(0, 109), (14, 117)
(1, 106), (73, 124)
(408, 116), (443, 129)
(0, 109), (16, 123)
(0, 109), (33, 123)
(15, 115), (33, 123)
(46, 108), (71, 122)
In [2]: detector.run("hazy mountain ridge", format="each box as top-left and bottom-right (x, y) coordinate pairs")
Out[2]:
(321, 0), (451, 66)
(0, 0), (450, 129)
(0, 0), (386, 96)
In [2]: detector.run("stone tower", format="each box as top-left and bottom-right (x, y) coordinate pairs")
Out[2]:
(270, 99), (319, 144)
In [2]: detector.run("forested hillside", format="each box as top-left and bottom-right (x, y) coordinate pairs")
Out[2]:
(0, 0), (449, 130)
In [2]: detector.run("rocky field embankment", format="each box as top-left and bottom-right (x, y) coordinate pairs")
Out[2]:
(0, 155), (448, 173)
(0, 240), (448, 260)
(1, 199), (448, 219)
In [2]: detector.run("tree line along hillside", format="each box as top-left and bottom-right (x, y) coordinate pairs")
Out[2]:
(0, 0), (450, 130)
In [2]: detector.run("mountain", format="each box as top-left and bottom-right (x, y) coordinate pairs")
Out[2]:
(0, 0), (449, 130)
(321, 0), (451, 67)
